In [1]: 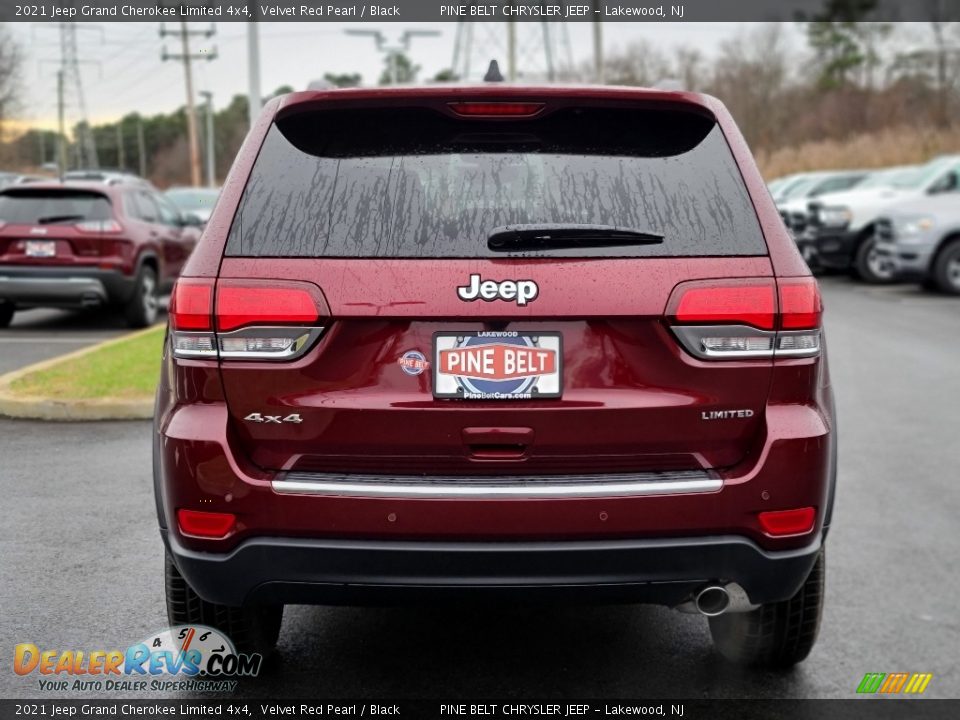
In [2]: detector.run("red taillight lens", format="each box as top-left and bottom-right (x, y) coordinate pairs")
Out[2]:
(448, 101), (545, 117)
(170, 279), (214, 331)
(672, 282), (776, 331)
(215, 281), (320, 332)
(758, 507), (816, 537)
(667, 278), (821, 360)
(177, 509), (236, 539)
(779, 278), (822, 330)
(169, 279), (328, 361)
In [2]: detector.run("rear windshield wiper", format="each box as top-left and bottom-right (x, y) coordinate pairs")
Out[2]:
(487, 224), (664, 253)
(36, 214), (86, 225)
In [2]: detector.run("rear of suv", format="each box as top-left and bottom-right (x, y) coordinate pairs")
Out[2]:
(0, 182), (201, 327)
(155, 86), (836, 668)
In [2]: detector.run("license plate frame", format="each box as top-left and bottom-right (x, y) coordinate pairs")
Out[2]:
(432, 331), (563, 400)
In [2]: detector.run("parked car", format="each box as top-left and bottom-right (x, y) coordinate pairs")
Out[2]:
(776, 170), (870, 235)
(0, 181), (202, 327)
(164, 186), (220, 225)
(801, 156), (960, 281)
(156, 85), (835, 668)
(768, 172), (822, 203)
(0, 172), (51, 189)
(874, 191), (960, 294)
(63, 169), (152, 187)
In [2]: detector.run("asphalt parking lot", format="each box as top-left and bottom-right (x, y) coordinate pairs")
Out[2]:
(1, 277), (958, 700)
(0, 308), (129, 375)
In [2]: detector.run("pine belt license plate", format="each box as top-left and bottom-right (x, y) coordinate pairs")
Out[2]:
(433, 331), (563, 400)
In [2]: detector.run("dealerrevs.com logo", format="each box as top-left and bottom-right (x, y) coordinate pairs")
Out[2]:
(13, 625), (261, 693)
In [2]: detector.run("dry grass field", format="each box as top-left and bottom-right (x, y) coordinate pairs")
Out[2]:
(758, 125), (960, 179)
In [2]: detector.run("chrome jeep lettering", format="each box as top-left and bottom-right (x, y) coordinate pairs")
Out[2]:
(457, 274), (539, 306)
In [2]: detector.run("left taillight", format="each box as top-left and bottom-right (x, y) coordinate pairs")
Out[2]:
(169, 278), (328, 361)
(667, 277), (822, 360)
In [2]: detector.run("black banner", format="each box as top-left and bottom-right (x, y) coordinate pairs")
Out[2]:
(1, 700), (959, 720)
(6, 0), (960, 23)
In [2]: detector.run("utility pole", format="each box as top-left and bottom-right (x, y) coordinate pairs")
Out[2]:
(451, 21), (572, 81)
(34, 22), (103, 168)
(137, 118), (147, 178)
(344, 29), (440, 85)
(199, 91), (215, 187)
(160, 21), (217, 187)
(59, 23), (99, 168)
(116, 122), (125, 170)
(592, 3), (604, 83)
(506, 21), (516, 81)
(57, 69), (66, 178)
(247, 17), (262, 128)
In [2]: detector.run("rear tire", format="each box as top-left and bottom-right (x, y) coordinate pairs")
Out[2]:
(124, 265), (159, 328)
(165, 554), (283, 656)
(708, 550), (824, 668)
(0, 303), (13, 328)
(853, 237), (896, 283)
(932, 239), (960, 295)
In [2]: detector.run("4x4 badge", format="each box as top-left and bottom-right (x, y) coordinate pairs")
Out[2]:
(457, 274), (538, 306)
(244, 412), (303, 424)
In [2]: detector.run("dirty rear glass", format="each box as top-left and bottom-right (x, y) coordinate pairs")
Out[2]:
(226, 106), (767, 258)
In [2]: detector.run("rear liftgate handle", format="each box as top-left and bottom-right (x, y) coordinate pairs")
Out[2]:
(462, 427), (535, 460)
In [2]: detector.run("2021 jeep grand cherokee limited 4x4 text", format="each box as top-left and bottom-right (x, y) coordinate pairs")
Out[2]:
(154, 86), (836, 668)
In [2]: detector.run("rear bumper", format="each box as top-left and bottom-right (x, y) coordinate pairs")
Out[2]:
(0, 265), (135, 308)
(162, 527), (823, 608)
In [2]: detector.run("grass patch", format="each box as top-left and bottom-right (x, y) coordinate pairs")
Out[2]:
(9, 326), (165, 401)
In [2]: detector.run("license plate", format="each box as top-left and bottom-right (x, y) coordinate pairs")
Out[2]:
(433, 331), (562, 400)
(25, 240), (56, 258)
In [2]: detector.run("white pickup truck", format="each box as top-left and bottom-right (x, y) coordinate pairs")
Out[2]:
(800, 156), (960, 281)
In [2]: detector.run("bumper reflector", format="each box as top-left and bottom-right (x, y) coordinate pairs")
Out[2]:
(177, 509), (236, 539)
(758, 507), (816, 536)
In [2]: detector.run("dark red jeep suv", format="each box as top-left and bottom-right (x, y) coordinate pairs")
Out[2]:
(0, 181), (201, 327)
(154, 85), (836, 667)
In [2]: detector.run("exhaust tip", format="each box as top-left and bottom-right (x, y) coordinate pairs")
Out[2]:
(695, 586), (730, 617)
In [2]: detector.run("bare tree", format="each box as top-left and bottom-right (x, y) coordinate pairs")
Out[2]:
(708, 24), (793, 148)
(673, 46), (706, 92)
(0, 25), (23, 145)
(601, 39), (673, 87)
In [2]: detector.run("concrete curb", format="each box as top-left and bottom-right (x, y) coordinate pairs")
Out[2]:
(0, 325), (162, 421)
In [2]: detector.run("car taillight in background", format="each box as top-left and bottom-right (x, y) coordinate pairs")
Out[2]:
(169, 278), (329, 361)
(75, 220), (123, 233)
(667, 277), (822, 360)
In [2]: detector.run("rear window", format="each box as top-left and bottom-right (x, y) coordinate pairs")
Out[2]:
(226, 106), (767, 258)
(0, 190), (113, 225)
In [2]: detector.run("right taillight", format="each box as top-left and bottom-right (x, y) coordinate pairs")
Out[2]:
(169, 278), (328, 361)
(667, 277), (821, 360)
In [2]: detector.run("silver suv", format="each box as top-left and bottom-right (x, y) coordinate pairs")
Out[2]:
(875, 191), (960, 294)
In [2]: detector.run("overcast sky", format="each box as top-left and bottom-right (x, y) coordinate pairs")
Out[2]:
(9, 22), (799, 130)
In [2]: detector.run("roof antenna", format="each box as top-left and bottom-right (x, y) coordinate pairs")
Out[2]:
(484, 60), (505, 83)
